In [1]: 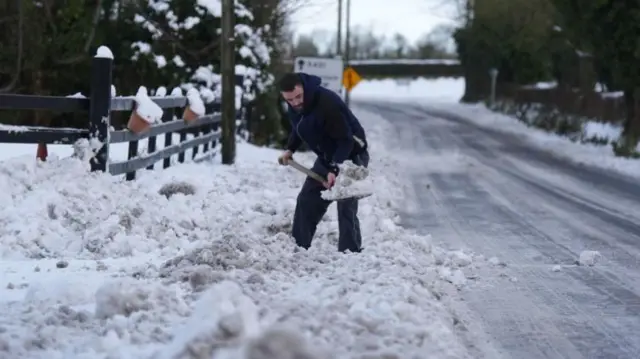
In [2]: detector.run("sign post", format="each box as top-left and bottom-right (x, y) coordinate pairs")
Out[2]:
(293, 56), (344, 95)
(342, 66), (361, 107)
(342, 66), (361, 92)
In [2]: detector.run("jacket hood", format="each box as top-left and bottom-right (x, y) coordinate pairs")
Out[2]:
(298, 73), (322, 113)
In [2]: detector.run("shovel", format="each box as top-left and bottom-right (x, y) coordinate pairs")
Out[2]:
(286, 158), (373, 201)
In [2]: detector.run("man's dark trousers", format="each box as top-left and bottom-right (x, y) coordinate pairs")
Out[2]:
(291, 150), (370, 252)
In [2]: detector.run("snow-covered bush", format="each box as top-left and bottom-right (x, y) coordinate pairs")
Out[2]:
(124, 0), (273, 106)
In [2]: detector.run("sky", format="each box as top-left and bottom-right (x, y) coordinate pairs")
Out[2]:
(288, 0), (459, 50)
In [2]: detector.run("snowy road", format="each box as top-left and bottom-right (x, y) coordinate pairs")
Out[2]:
(357, 101), (640, 359)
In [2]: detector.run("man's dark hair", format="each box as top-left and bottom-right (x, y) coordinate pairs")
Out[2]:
(278, 73), (302, 92)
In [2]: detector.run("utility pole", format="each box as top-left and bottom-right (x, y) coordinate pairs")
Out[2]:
(336, 0), (342, 56)
(344, 0), (351, 107)
(221, 0), (236, 164)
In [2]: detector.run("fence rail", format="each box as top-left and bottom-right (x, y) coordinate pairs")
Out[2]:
(110, 96), (186, 111)
(0, 126), (89, 144)
(0, 94), (90, 111)
(0, 46), (247, 181)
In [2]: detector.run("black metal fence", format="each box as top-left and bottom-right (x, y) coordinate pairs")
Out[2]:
(0, 50), (248, 181)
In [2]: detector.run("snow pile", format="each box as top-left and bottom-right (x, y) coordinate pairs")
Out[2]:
(0, 150), (265, 259)
(0, 107), (490, 358)
(578, 250), (602, 266)
(93, 277), (187, 320)
(1, 268), (191, 358)
(156, 281), (322, 359)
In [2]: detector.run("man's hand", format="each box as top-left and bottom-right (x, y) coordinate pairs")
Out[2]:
(323, 172), (336, 189)
(278, 150), (293, 165)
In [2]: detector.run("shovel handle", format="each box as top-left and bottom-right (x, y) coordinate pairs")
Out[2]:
(288, 159), (327, 184)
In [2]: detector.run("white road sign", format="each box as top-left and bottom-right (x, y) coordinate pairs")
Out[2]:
(293, 56), (344, 94)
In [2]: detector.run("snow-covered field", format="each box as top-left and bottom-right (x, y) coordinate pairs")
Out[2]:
(0, 107), (495, 358)
(351, 77), (465, 103)
(351, 77), (640, 178)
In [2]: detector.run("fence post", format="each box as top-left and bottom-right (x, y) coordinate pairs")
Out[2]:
(489, 68), (499, 108)
(89, 47), (113, 173)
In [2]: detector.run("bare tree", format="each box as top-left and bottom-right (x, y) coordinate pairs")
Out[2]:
(293, 34), (320, 56)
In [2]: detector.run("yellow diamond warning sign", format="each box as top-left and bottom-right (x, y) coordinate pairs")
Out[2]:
(342, 66), (361, 92)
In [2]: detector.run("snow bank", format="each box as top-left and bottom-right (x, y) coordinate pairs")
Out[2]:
(0, 107), (491, 358)
(582, 121), (622, 143)
(423, 102), (640, 178)
(0, 145), (274, 260)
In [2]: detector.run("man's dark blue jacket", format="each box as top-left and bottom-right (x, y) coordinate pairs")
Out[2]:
(285, 73), (367, 172)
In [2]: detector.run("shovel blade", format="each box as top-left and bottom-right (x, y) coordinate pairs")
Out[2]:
(336, 192), (373, 200)
(321, 189), (373, 201)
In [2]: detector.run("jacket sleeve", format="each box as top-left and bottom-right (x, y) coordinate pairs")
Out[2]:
(286, 131), (302, 153)
(318, 94), (354, 170)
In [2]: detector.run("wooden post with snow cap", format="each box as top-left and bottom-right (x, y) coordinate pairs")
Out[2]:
(89, 46), (114, 173)
(221, 0), (236, 164)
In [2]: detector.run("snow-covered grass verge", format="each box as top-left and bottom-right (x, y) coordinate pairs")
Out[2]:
(485, 100), (634, 149)
(0, 108), (495, 358)
(421, 102), (640, 179)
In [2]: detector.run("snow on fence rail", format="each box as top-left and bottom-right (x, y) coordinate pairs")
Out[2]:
(0, 47), (248, 181)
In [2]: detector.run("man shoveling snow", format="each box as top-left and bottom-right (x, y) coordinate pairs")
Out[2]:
(277, 72), (370, 253)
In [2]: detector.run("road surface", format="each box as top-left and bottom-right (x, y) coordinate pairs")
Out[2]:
(357, 101), (640, 359)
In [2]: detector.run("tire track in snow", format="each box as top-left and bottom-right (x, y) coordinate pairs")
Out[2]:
(356, 100), (640, 359)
